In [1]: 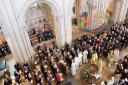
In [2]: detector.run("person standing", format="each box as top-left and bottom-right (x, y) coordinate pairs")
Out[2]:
(71, 60), (77, 76)
(91, 52), (98, 65)
(82, 49), (88, 63)
(78, 51), (83, 66)
(108, 50), (114, 67)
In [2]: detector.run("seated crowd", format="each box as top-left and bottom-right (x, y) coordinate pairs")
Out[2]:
(29, 23), (54, 45)
(114, 56), (128, 85)
(0, 41), (11, 58)
(3, 22), (128, 85)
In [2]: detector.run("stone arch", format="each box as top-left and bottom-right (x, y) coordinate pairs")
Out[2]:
(18, 0), (63, 46)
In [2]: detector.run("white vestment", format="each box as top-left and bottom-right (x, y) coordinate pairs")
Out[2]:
(78, 52), (83, 65)
(71, 61), (77, 76)
(74, 57), (79, 70)
(107, 77), (114, 85)
(83, 50), (88, 63)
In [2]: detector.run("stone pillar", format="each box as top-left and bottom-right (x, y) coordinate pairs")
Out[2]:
(118, 0), (128, 22)
(64, 15), (72, 44)
(87, 1), (95, 29)
(54, 15), (66, 46)
(100, 0), (110, 24)
(111, 0), (122, 23)
(61, 0), (72, 45)
(111, 0), (128, 23)
(0, 0), (34, 63)
(95, 0), (110, 28)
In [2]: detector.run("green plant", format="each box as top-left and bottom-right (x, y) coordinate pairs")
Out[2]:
(82, 70), (92, 81)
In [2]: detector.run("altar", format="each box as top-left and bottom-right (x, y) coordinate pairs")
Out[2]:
(75, 59), (116, 85)
(80, 64), (102, 84)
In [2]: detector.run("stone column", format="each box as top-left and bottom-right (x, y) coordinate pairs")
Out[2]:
(118, 0), (128, 22)
(54, 15), (66, 46)
(111, 0), (128, 23)
(87, 1), (95, 29)
(64, 15), (72, 44)
(0, 0), (34, 63)
(111, 0), (122, 23)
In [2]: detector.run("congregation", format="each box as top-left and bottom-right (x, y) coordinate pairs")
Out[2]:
(0, 41), (11, 58)
(29, 20), (54, 46)
(3, 21), (128, 85)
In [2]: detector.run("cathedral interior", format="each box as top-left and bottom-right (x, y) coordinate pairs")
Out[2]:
(0, 0), (128, 85)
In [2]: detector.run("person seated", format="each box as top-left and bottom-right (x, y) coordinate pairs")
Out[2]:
(14, 63), (22, 72)
(23, 62), (30, 70)
(115, 63), (123, 74)
(35, 74), (42, 85)
(25, 73), (32, 82)
(15, 76), (21, 84)
(58, 57), (67, 75)
(0, 47), (6, 57)
(40, 30), (45, 41)
(55, 69), (63, 85)
(47, 71), (55, 85)
(37, 32), (41, 43)
(31, 28), (36, 35)
(51, 61), (58, 74)
(4, 74), (12, 85)
(120, 69), (128, 79)
(14, 70), (21, 77)
(49, 29), (54, 38)
(122, 58), (128, 69)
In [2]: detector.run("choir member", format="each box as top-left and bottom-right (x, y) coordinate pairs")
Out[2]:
(78, 50), (83, 66)
(74, 56), (79, 70)
(82, 49), (88, 63)
(71, 59), (77, 76)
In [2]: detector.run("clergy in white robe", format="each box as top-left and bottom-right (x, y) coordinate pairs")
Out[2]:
(74, 56), (79, 70)
(71, 60), (77, 76)
(114, 49), (119, 62)
(78, 51), (83, 65)
(82, 50), (88, 63)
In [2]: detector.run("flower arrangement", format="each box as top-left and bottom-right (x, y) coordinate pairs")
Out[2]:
(82, 70), (92, 81)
